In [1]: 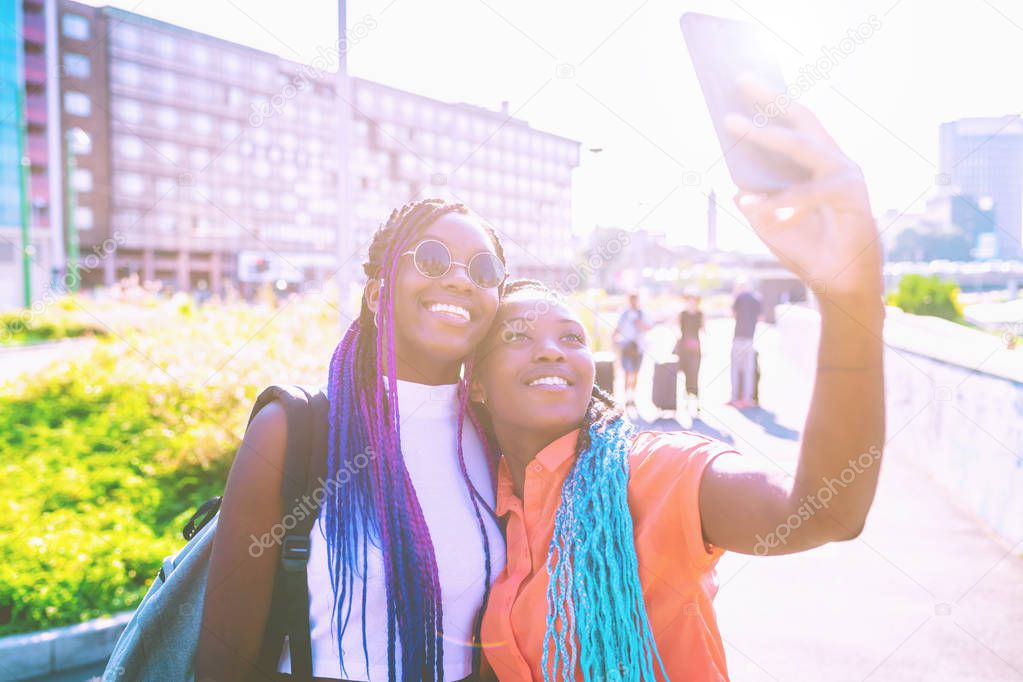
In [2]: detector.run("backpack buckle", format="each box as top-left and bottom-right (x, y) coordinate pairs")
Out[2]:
(281, 535), (310, 572)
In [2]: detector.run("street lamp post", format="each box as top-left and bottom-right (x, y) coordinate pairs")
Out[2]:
(64, 128), (87, 293)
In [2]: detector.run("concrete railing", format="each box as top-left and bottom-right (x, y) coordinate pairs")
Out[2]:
(774, 303), (1023, 547)
(0, 611), (132, 681)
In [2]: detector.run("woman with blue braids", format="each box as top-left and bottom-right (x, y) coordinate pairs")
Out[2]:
(472, 89), (885, 681)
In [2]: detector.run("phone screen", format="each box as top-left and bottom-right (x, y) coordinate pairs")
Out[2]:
(681, 12), (812, 193)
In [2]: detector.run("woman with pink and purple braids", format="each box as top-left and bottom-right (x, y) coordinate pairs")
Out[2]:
(197, 199), (509, 682)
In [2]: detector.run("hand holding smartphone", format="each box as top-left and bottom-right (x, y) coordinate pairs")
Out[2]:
(681, 12), (812, 193)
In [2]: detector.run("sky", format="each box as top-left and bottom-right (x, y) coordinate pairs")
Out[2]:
(78, 0), (1023, 253)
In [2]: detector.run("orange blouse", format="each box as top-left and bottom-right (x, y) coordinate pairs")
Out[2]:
(480, 428), (739, 681)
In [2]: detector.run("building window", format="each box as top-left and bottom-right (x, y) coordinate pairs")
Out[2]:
(74, 206), (94, 229)
(154, 177), (176, 196)
(63, 91), (91, 117)
(159, 72), (175, 96)
(156, 141), (180, 165)
(115, 135), (144, 159)
(112, 24), (140, 48)
(72, 168), (93, 192)
(156, 107), (178, 129)
(189, 148), (211, 169)
(156, 35), (174, 59)
(192, 45), (210, 66)
(113, 99), (142, 124)
(221, 120), (241, 139)
(117, 173), (146, 196)
(63, 53), (91, 79)
(192, 113), (213, 135)
(61, 14), (90, 41)
(111, 62), (141, 87)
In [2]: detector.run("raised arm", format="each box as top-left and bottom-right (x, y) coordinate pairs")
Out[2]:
(698, 79), (885, 556)
(196, 400), (289, 681)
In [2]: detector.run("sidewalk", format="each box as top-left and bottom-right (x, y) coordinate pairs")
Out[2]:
(632, 318), (1023, 681)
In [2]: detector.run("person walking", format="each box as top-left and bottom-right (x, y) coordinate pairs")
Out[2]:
(614, 292), (650, 407)
(675, 290), (704, 413)
(729, 279), (762, 408)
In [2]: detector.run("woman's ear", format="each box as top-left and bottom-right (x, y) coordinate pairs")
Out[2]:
(364, 279), (383, 315)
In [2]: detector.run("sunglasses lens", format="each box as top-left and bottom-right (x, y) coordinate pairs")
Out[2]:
(469, 253), (506, 289)
(414, 240), (451, 277)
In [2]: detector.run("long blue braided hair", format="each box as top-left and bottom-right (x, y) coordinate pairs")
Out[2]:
(489, 279), (667, 681)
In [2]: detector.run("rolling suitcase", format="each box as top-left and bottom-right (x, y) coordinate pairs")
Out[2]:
(594, 351), (615, 396)
(652, 357), (679, 412)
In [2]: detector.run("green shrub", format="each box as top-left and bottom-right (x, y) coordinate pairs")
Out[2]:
(887, 274), (964, 322)
(0, 294), (342, 635)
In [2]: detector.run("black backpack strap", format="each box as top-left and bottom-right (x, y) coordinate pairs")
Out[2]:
(249, 384), (329, 679)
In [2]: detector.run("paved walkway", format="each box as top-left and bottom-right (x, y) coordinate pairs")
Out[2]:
(631, 318), (1023, 681)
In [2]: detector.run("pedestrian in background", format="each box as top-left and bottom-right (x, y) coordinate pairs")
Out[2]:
(729, 279), (762, 408)
(614, 292), (650, 407)
(674, 289), (704, 413)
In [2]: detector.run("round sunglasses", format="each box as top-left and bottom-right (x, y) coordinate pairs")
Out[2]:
(401, 239), (506, 289)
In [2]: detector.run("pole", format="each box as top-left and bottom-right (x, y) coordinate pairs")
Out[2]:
(336, 0), (355, 327)
(14, 29), (32, 308)
(44, 0), (65, 292)
(64, 132), (79, 292)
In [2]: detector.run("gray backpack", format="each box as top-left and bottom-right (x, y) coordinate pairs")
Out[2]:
(103, 384), (329, 681)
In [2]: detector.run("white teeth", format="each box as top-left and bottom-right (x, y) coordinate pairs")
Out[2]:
(428, 303), (470, 321)
(528, 376), (569, 387)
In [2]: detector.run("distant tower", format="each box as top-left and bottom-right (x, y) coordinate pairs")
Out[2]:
(707, 190), (717, 252)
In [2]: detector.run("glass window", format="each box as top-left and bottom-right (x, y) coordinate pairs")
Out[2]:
(117, 173), (146, 195)
(155, 214), (175, 233)
(113, 99), (142, 123)
(74, 206), (93, 229)
(156, 35), (174, 59)
(192, 45), (210, 66)
(224, 187), (242, 206)
(225, 53), (242, 73)
(156, 107), (177, 128)
(61, 14), (90, 40)
(63, 91), (91, 117)
(192, 113), (213, 135)
(115, 135), (144, 159)
(63, 53), (91, 79)
(72, 168), (93, 192)
(112, 24), (140, 48)
(159, 72), (175, 96)
(189, 148), (211, 169)
(111, 62), (141, 87)
(253, 191), (270, 209)
(72, 131), (93, 154)
(156, 141), (179, 165)
(221, 120), (241, 139)
(218, 154), (240, 173)
(154, 177), (175, 196)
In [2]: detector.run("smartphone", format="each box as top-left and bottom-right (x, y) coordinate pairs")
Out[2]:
(680, 12), (812, 193)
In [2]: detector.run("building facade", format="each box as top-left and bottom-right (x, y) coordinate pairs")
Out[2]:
(6, 1), (580, 301)
(939, 116), (1023, 259)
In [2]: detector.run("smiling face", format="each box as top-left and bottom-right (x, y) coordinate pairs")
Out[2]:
(368, 212), (502, 383)
(472, 289), (595, 443)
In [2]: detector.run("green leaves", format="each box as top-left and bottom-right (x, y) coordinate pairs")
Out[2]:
(0, 293), (342, 635)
